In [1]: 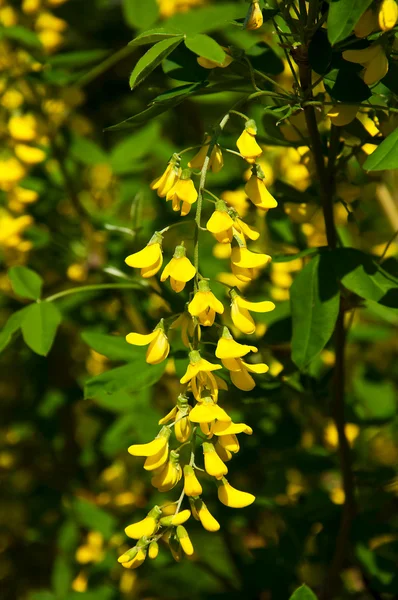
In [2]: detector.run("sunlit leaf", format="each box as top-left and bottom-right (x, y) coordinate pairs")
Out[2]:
(129, 36), (184, 90)
(21, 302), (62, 356)
(8, 266), (43, 300)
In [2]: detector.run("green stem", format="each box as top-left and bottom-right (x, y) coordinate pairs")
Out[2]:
(76, 45), (135, 88)
(44, 282), (153, 303)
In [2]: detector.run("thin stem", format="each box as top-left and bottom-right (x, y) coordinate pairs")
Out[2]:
(159, 219), (195, 234)
(252, 68), (295, 97)
(272, 18), (301, 92)
(203, 188), (220, 202)
(76, 45), (135, 87)
(377, 229), (398, 262)
(229, 109), (249, 121)
(44, 282), (154, 303)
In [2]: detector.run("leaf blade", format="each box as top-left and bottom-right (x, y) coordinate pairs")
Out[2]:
(8, 266), (43, 300)
(363, 127), (398, 171)
(21, 302), (62, 356)
(327, 0), (373, 45)
(129, 36), (184, 90)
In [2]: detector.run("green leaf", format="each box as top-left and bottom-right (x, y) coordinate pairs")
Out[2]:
(129, 28), (184, 47)
(110, 121), (160, 173)
(246, 42), (284, 75)
(21, 302), (62, 356)
(289, 584), (318, 599)
(105, 103), (171, 131)
(29, 593), (56, 600)
(163, 4), (244, 35)
(0, 307), (31, 352)
(290, 254), (340, 370)
(51, 556), (73, 599)
(327, 0), (373, 45)
(69, 135), (108, 165)
(123, 0), (159, 29)
(184, 34), (225, 64)
(57, 519), (79, 554)
(325, 65), (372, 102)
(47, 50), (109, 68)
(0, 25), (42, 49)
(363, 127), (398, 171)
(151, 81), (206, 103)
(129, 36), (184, 90)
(8, 266), (43, 300)
(84, 358), (166, 398)
(272, 248), (319, 263)
(162, 43), (209, 82)
(353, 370), (396, 423)
(81, 331), (139, 361)
(72, 498), (116, 540)
(331, 248), (398, 307)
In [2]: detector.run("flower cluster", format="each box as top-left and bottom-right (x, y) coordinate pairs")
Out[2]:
(119, 117), (278, 568)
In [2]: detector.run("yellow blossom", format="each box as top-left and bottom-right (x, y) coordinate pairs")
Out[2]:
(183, 465), (203, 496)
(148, 541), (159, 559)
(22, 0), (41, 14)
(38, 29), (64, 53)
(188, 136), (224, 172)
(206, 200), (234, 243)
(236, 120), (262, 163)
(119, 547), (147, 569)
(151, 154), (181, 198)
(189, 395), (231, 424)
(221, 189), (250, 217)
(222, 357), (269, 391)
(354, 9), (378, 37)
(245, 1), (263, 30)
(160, 244), (196, 292)
(215, 326), (258, 359)
(125, 506), (161, 539)
(160, 509), (191, 527)
(180, 350), (221, 385)
(14, 144), (46, 164)
(245, 166), (278, 210)
(188, 279), (224, 326)
(197, 47), (233, 69)
(217, 434), (240, 454)
(212, 421), (253, 436)
(128, 427), (170, 458)
(343, 44), (389, 85)
(328, 104), (358, 127)
(8, 114), (39, 141)
(169, 311), (198, 347)
(230, 289), (275, 335)
(0, 211), (33, 248)
(203, 442), (228, 479)
(0, 157), (26, 191)
(175, 405), (192, 443)
(166, 169), (198, 216)
(151, 452), (182, 492)
(192, 499), (220, 531)
(126, 321), (169, 365)
(35, 12), (67, 31)
(217, 478), (255, 508)
(379, 0), (398, 30)
(176, 525), (194, 556)
(125, 232), (163, 278)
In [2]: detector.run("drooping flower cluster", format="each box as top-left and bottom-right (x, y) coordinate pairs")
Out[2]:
(119, 116), (277, 568)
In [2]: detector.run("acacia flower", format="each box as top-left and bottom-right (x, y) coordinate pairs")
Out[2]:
(203, 442), (228, 479)
(354, 8), (378, 37)
(128, 427), (170, 473)
(176, 526), (194, 556)
(244, 1), (263, 30)
(125, 505), (162, 539)
(217, 478), (255, 508)
(159, 509), (191, 527)
(183, 465), (203, 496)
(236, 120), (262, 163)
(191, 498), (220, 532)
(327, 104), (358, 127)
(197, 46), (233, 69)
(150, 153), (181, 197)
(188, 136), (224, 173)
(161, 244), (196, 292)
(379, 0), (398, 31)
(170, 311), (198, 348)
(215, 440), (233, 462)
(343, 44), (388, 85)
(222, 357), (269, 391)
(245, 164), (278, 210)
(151, 451), (182, 492)
(126, 319), (169, 365)
(8, 114), (39, 141)
(175, 403), (192, 443)
(189, 396), (231, 424)
(188, 279), (224, 326)
(217, 433), (240, 454)
(119, 546), (147, 569)
(166, 169), (198, 216)
(180, 350), (222, 384)
(148, 541), (159, 559)
(230, 289), (275, 335)
(212, 421), (253, 436)
(215, 326), (258, 359)
(125, 231), (163, 278)
(206, 200), (234, 243)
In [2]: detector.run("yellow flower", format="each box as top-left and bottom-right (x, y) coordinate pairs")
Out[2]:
(188, 279), (224, 326)
(216, 434), (240, 454)
(206, 200), (234, 243)
(183, 465), (203, 496)
(231, 244), (271, 271)
(160, 509), (191, 527)
(215, 326), (258, 359)
(148, 541), (159, 559)
(151, 154), (181, 198)
(176, 525), (194, 556)
(0, 157), (26, 191)
(222, 189), (249, 217)
(9, 186), (39, 205)
(214, 440), (233, 462)
(180, 350), (222, 384)
(234, 217), (260, 241)
(38, 30), (64, 53)
(166, 169), (198, 216)
(14, 144), (46, 164)
(22, 0), (41, 14)
(125, 506), (162, 539)
(160, 244), (196, 292)
(151, 452), (182, 492)
(0, 211), (33, 247)
(245, 166), (278, 210)
(203, 442), (228, 479)
(126, 321), (169, 365)
(212, 421), (253, 436)
(120, 547), (147, 569)
(236, 120), (262, 163)
(230, 289), (275, 335)
(245, 1), (263, 30)
(125, 232), (163, 278)
(192, 499), (220, 531)
(343, 44), (388, 85)
(174, 405), (192, 442)
(222, 357), (269, 391)
(354, 9), (378, 37)
(128, 427), (170, 458)
(170, 311), (198, 348)
(217, 478), (255, 508)
(189, 396), (231, 424)
(8, 114), (39, 141)
(188, 136), (224, 173)
(197, 46), (233, 69)
(379, 0), (398, 30)
(327, 104), (358, 127)
(35, 12), (67, 31)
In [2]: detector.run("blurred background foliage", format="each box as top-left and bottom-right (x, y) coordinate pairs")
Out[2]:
(0, 0), (397, 599)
